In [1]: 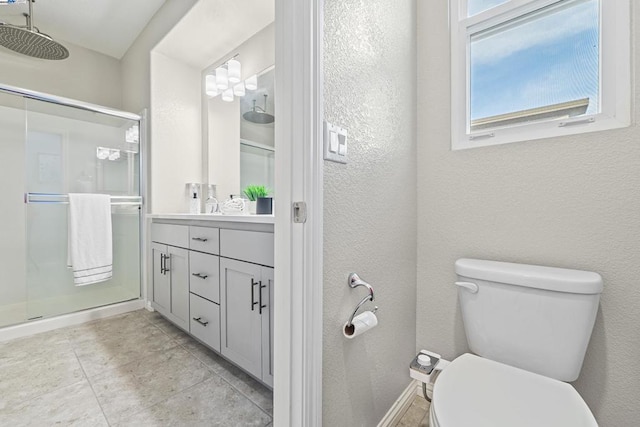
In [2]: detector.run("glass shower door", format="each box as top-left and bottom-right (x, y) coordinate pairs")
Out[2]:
(0, 91), (27, 328)
(24, 99), (141, 321)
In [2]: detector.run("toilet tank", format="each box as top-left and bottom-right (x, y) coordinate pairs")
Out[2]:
(455, 259), (602, 382)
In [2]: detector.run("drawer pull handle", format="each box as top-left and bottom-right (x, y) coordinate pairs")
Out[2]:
(160, 253), (166, 274)
(191, 237), (208, 242)
(259, 280), (267, 314)
(191, 273), (208, 280)
(193, 317), (209, 327)
(251, 278), (259, 311)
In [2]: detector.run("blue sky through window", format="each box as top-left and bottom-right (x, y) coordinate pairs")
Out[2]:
(469, 0), (599, 121)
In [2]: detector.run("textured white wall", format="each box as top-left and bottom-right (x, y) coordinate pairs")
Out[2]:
(120, 0), (198, 114)
(0, 40), (122, 108)
(417, 1), (640, 426)
(323, 0), (417, 425)
(150, 52), (202, 213)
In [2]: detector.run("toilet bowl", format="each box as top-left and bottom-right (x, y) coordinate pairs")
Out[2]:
(428, 259), (603, 426)
(429, 354), (597, 427)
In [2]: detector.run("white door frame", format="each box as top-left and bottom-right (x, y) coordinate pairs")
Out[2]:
(273, 0), (324, 425)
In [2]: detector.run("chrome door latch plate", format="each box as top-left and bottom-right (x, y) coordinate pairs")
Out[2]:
(293, 201), (307, 223)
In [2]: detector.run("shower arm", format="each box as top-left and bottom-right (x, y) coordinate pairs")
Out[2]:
(251, 95), (270, 113)
(25, 0), (33, 31)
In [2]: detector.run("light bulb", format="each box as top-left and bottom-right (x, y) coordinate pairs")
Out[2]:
(228, 59), (241, 84)
(233, 82), (245, 96)
(96, 147), (109, 160)
(245, 74), (258, 90)
(108, 149), (120, 161)
(222, 88), (234, 102)
(205, 74), (219, 97)
(215, 66), (228, 90)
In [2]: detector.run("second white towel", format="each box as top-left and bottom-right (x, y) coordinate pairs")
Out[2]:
(67, 193), (113, 286)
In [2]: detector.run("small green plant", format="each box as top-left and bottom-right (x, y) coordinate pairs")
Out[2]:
(243, 185), (270, 201)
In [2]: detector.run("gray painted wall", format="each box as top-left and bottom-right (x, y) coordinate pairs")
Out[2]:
(323, 0), (417, 425)
(417, 1), (640, 426)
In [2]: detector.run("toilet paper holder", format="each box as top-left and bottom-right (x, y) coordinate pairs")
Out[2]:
(346, 273), (378, 327)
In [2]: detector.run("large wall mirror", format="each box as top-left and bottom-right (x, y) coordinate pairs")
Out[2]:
(240, 66), (274, 193)
(205, 23), (275, 202)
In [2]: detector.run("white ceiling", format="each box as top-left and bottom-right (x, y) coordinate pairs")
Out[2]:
(154, 0), (274, 69)
(0, 0), (166, 59)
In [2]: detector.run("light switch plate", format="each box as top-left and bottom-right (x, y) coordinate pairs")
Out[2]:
(323, 121), (348, 164)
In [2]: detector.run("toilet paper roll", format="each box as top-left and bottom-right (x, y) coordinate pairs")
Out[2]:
(343, 310), (378, 339)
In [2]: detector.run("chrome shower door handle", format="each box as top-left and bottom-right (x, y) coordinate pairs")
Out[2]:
(455, 281), (479, 293)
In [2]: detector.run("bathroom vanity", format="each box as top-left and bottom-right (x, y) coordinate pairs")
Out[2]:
(148, 214), (274, 387)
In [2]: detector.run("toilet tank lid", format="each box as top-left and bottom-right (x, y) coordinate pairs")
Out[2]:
(455, 259), (603, 294)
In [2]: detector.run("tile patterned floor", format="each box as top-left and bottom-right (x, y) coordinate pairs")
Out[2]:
(0, 309), (272, 426)
(395, 396), (430, 427)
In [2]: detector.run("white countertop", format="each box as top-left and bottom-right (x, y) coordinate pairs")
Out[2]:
(147, 213), (275, 224)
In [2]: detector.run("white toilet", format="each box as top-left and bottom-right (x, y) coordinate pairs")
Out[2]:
(429, 258), (602, 427)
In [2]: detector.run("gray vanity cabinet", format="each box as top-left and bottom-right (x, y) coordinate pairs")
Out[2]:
(220, 258), (273, 386)
(150, 242), (190, 331)
(150, 219), (273, 387)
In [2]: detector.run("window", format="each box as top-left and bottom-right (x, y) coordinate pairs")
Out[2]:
(451, 0), (630, 150)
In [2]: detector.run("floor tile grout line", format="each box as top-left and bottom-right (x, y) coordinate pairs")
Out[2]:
(71, 346), (112, 427)
(133, 311), (273, 419)
(177, 339), (273, 419)
(116, 375), (216, 424)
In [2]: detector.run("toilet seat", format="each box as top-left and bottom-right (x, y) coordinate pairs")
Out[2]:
(430, 353), (597, 427)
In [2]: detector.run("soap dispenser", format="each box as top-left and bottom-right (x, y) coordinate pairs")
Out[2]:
(189, 191), (200, 214)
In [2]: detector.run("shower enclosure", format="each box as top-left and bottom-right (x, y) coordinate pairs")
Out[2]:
(0, 84), (143, 329)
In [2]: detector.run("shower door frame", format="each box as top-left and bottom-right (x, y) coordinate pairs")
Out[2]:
(0, 82), (146, 324)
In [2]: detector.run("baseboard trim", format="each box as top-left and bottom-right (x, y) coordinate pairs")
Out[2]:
(377, 380), (419, 427)
(0, 299), (145, 343)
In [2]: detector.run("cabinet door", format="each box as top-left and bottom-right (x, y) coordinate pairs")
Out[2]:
(151, 242), (169, 315)
(220, 258), (263, 379)
(168, 246), (189, 331)
(261, 267), (274, 387)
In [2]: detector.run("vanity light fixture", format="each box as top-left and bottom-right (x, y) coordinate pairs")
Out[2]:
(233, 82), (246, 97)
(108, 149), (121, 161)
(125, 124), (139, 143)
(222, 88), (234, 102)
(215, 66), (228, 90)
(205, 74), (219, 97)
(228, 58), (241, 83)
(245, 74), (258, 90)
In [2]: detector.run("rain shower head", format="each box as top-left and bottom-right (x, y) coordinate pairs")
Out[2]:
(0, 0), (69, 60)
(243, 94), (274, 124)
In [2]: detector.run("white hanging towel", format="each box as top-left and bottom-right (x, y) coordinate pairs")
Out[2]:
(67, 193), (113, 286)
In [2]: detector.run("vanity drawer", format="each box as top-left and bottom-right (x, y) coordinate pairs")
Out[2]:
(189, 226), (220, 254)
(189, 293), (220, 352)
(189, 251), (220, 303)
(151, 223), (189, 248)
(220, 229), (274, 267)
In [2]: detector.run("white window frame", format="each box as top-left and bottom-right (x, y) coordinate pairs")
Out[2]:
(451, 0), (630, 150)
